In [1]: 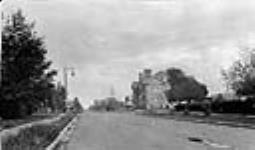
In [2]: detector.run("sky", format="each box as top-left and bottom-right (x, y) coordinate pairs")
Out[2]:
(2, 0), (255, 108)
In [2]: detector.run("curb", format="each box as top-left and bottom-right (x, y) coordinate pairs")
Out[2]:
(45, 115), (79, 150)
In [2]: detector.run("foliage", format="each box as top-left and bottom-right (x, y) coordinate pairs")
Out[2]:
(165, 68), (208, 101)
(45, 83), (67, 113)
(73, 97), (84, 113)
(1, 10), (57, 118)
(174, 98), (255, 115)
(211, 98), (255, 114)
(222, 48), (255, 96)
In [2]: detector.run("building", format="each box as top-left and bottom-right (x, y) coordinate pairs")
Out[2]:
(131, 69), (171, 109)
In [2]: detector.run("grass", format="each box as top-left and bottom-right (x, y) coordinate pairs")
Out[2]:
(0, 114), (58, 130)
(1, 112), (76, 150)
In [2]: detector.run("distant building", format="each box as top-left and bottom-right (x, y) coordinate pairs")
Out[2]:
(131, 69), (171, 109)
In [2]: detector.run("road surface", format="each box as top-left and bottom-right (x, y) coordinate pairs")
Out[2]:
(67, 112), (255, 150)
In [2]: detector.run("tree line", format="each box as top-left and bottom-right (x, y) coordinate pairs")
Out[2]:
(222, 48), (255, 96)
(0, 10), (67, 119)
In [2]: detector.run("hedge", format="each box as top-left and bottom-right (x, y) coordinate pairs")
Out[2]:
(174, 98), (255, 115)
(211, 99), (255, 114)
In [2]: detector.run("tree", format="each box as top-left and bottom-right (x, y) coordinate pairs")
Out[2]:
(73, 97), (84, 113)
(45, 83), (66, 113)
(1, 10), (57, 118)
(165, 68), (209, 115)
(166, 68), (208, 101)
(222, 48), (255, 96)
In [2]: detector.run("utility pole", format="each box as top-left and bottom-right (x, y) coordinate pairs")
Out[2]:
(0, 30), (2, 88)
(63, 67), (75, 100)
(0, 65), (1, 88)
(0, 13), (3, 88)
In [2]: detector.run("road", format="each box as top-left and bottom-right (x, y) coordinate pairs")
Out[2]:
(67, 112), (255, 150)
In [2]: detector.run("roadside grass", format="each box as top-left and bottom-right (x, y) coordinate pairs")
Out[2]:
(0, 114), (58, 130)
(1, 112), (76, 150)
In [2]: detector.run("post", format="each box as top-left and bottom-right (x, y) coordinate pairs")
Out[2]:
(0, 134), (2, 150)
(0, 14), (2, 88)
(63, 68), (68, 99)
(0, 37), (2, 87)
(0, 56), (1, 87)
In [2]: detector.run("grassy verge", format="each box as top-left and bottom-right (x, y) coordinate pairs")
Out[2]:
(0, 114), (58, 130)
(1, 112), (76, 150)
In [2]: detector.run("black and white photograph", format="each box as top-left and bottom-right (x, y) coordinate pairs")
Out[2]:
(1, 0), (255, 149)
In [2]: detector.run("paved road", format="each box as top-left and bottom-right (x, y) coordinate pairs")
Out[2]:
(67, 112), (255, 150)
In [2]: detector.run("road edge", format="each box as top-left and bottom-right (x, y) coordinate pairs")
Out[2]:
(45, 114), (79, 150)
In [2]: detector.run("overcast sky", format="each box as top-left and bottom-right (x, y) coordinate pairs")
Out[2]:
(3, 0), (255, 107)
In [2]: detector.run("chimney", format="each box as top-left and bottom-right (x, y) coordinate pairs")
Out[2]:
(144, 69), (152, 78)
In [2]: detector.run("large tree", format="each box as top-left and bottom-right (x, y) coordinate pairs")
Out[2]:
(1, 10), (57, 118)
(165, 68), (209, 115)
(222, 48), (255, 96)
(165, 68), (208, 101)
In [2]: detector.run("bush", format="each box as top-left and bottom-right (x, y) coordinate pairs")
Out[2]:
(211, 99), (255, 114)
(174, 99), (255, 115)
(174, 102), (207, 112)
(2, 112), (76, 150)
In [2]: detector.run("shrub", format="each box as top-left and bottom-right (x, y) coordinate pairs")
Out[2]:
(211, 99), (255, 114)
